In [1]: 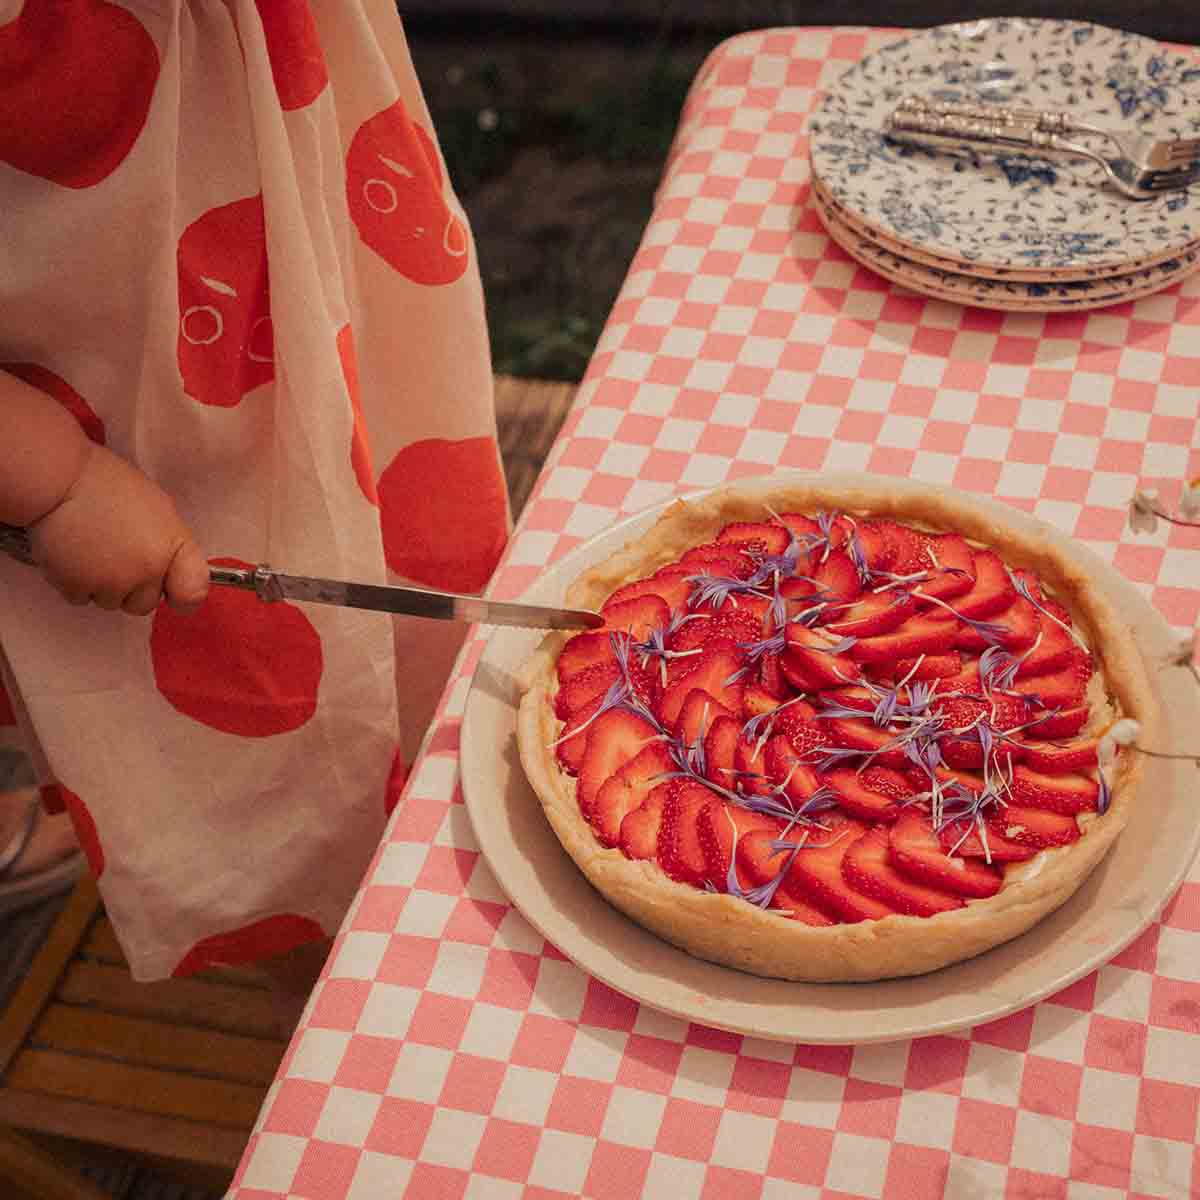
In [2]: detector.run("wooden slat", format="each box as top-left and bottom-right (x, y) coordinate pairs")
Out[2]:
(0, 878), (101, 1076)
(493, 373), (576, 516)
(32, 1004), (284, 1086)
(6, 1050), (265, 1129)
(0, 1125), (110, 1200)
(81, 918), (275, 988)
(56, 961), (297, 1042)
(0, 1090), (246, 1173)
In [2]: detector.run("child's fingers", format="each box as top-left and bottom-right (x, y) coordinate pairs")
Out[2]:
(163, 538), (210, 613)
(122, 577), (165, 616)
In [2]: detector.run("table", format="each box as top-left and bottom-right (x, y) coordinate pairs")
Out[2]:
(230, 27), (1200, 1199)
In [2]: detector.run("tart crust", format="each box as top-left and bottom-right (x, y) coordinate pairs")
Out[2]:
(516, 481), (1158, 982)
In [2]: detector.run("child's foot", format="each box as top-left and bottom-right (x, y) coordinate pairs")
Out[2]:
(0, 789), (82, 915)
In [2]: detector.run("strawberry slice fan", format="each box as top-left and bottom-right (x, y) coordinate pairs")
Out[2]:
(517, 483), (1159, 984)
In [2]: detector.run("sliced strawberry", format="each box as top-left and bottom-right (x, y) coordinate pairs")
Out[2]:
(1019, 737), (1099, 774)
(1028, 705), (1090, 739)
(678, 542), (756, 580)
(777, 512), (823, 544)
(658, 780), (718, 885)
(940, 733), (1024, 771)
(1009, 649), (1092, 709)
(914, 533), (976, 603)
(812, 549), (862, 604)
(825, 590), (914, 638)
(987, 804), (1080, 849)
(848, 520), (897, 574)
(776, 709), (829, 762)
(591, 741), (675, 846)
(668, 606), (765, 655)
(938, 817), (1038, 862)
(742, 683), (785, 721)
(888, 810), (1002, 898)
(1008, 765), (1099, 815)
(736, 829), (837, 925)
(555, 660), (620, 720)
(606, 567), (694, 613)
(826, 768), (902, 822)
(843, 827), (964, 916)
(763, 735), (823, 804)
(1015, 607), (1076, 678)
(877, 520), (928, 576)
(860, 765), (921, 804)
(936, 693), (1031, 733)
(717, 520), (791, 556)
(556, 630), (617, 684)
(703, 713), (743, 790)
(822, 685), (878, 714)
(619, 780), (672, 859)
(777, 575), (821, 616)
(599, 593), (671, 641)
(954, 550), (1016, 620)
(934, 660), (982, 695)
(758, 650), (788, 699)
(555, 694), (602, 775)
(850, 615), (956, 664)
(675, 687), (736, 752)
(889, 652), (962, 682)
(822, 716), (909, 769)
(699, 803), (782, 885)
(782, 624), (863, 689)
(995, 596), (1041, 651)
(657, 640), (745, 730)
(786, 817), (897, 923)
(577, 708), (660, 819)
(734, 730), (773, 797)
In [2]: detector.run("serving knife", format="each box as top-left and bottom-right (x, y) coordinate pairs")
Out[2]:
(0, 522), (602, 631)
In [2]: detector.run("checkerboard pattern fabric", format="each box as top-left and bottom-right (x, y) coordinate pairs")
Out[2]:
(231, 27), (1200, 1199)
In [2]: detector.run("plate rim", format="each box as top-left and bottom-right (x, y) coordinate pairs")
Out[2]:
(461, 473), (1200, 1043)
(812, 185), (1200, 312)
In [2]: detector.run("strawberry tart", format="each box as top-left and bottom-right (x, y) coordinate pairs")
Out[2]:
(516, 481), (1158, 982)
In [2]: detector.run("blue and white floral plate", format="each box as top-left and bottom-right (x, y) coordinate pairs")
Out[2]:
(813, 183), (1200, 311)
(808, 19), (1200, 280)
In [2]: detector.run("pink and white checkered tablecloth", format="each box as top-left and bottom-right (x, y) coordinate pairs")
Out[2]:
(231, 28), (1200, 1200)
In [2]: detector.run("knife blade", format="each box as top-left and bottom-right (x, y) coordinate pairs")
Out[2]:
(0, 523), (602, 631)
(210, 564), (603, 631)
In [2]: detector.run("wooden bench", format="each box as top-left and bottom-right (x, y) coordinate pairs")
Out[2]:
(0, 373), (576, 1197)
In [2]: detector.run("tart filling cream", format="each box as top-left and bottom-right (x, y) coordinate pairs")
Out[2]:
(517, 482), (1157, 982)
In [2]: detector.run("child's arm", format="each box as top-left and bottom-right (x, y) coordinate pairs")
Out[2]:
(1, 369), (209, 614)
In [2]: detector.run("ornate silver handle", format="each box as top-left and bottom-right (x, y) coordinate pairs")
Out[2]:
(885, 106), (1083, 157)
(897, 95), (1074, 134)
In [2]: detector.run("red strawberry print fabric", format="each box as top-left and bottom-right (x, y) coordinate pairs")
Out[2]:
(0, 1), (509, 980)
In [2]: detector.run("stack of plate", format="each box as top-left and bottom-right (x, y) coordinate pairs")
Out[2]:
(807, 19), (1200, 312)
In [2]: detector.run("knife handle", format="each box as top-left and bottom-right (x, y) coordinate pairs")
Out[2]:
(210, 564), (286, 602)
(897, 94), (1074, 134)
(0, 523), (284, 605)
(886, 106), (1068, 155)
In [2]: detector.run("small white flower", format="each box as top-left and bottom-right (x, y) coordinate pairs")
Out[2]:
(1098, 733), (1116, 767)
(1181, 480), (1200, 521)
(1128, 490), (1159, 535)
(1167, 627), (1198, 668)
(1108, 718), (1141, 747)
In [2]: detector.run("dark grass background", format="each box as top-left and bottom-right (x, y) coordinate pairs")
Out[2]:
(407, 4), (1200, 382)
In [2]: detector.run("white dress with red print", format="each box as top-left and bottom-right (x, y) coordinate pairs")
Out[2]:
(0, 0), (510, 979)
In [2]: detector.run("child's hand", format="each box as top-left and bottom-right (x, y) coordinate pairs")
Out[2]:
(28, 444), (210, 615)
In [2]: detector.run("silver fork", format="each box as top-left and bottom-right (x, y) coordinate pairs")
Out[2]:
(897, 96), (1200, 174)
(885, 106), (1200, 201)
